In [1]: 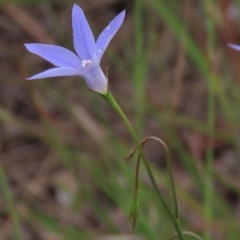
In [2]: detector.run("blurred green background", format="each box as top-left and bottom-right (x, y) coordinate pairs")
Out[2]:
(1, 0), (240, 239)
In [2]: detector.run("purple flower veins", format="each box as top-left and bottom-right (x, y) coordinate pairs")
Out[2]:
(25, 4), (125, 94)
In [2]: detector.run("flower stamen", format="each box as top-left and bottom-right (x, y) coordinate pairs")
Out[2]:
(82, 59), (92, 67)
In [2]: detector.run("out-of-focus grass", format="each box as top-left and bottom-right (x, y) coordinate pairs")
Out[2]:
(1, 0), (240, 239)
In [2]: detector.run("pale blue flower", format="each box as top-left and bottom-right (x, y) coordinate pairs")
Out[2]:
(25, 4), (125, 94)
(228, 43), (240, 52)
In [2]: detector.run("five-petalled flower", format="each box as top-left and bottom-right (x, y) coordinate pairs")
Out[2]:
(25, 4), (125, 95)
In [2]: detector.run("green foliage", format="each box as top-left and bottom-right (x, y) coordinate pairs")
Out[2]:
(1, 0), (240, 239)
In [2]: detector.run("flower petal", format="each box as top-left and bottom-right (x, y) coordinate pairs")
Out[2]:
(228, 43), (240, 51)
(82, 65), (108, 94)
(72, 4), (96, 60)
(25, 44), (81, 68)
(96, 10), (125, 60)
(26, 67), (82, 80)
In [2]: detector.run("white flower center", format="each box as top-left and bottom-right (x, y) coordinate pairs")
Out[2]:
(82, 60), (92, 67)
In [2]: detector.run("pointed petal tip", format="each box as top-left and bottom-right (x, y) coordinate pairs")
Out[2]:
(121, 9), (126, 15)
(115, 10), (126, 21)
(24, 43), (40, 52)
(24, 43), (38, 52)
(73, 3), (80, 8)
(25, 77), (38, 80)
(73, 3), (83, 14)
(228, 43), (240, 51)
(118, 10), (126, 19)
(25, 74), (42, 80)
(24, 43), (31, 50)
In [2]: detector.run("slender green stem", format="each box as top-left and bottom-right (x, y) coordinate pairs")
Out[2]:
(128, 145), (141, 231)
(203, 1), (215, 239)
(128, 188), (139, 231)
(140, 136), (179, 219)
(103, 91), (184, 240)
(0, 164), (23, 240)
(134, 155), (141, 192)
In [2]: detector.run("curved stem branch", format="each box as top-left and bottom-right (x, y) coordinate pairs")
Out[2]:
(137, 136), (179, 219)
